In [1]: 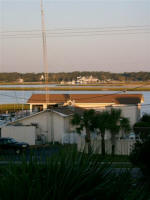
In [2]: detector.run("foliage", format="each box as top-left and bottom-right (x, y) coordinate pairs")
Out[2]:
(72, 108), (130, 155)
(1, 71), (150, 82)
(130, 139), (150, 180)
(0, 149), (149, 200)
(71, 109), (96, 153)
(140, 114), (150, 123)
(93, 109), (130, 155)
(130, 114), (150, 182)
(134, 114), (150, 141)
(93, 111), (110, 155)
(120, 117), (131, 134)
(71, 109), (95, 134)
(108, 109), (131, 155)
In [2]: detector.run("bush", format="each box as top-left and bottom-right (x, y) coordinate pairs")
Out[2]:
(0, 149), (149, 200)
(131, 114), (150, 183)
(130, 138), (150, 180)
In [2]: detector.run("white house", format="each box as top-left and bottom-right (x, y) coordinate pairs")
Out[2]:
(1, 93), (144, 152)
(27, 93), (143, 126)
(1, 107), (81, 145)
(17, 78), (24, 83)
(77, 76), (99, 84)
(40, 75), (45, 81)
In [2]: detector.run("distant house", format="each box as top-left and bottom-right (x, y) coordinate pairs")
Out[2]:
(40, 75), (45, 81)
(17, 78), (24, 83)
(71, 80), (76, 85)
(27, 93), (143, 126)
(60, 80), (65, 85)
(77, 76), (99, 84)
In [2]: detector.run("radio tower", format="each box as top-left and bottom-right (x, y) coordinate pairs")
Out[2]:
(40, 0), (49, 107)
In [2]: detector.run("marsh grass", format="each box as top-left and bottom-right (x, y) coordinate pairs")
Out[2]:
(0, 104), (29, 113)
(0, 87), (150, 91)
(0, 148), (149, 200)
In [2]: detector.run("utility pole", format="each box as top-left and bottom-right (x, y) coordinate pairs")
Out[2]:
(40, 0), (49, 108)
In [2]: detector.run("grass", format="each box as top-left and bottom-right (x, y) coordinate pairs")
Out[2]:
(0, 81), (150, 86)
(0, 104), (29, 113)
(0, 82), (57, 85)
(0, 86), (150, 91)
(0, 147), (149, 200)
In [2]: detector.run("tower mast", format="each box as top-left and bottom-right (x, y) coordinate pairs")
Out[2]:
(40, 0), (49, 108)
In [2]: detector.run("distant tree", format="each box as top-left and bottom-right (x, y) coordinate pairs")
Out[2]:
(0, 71), (150, 82)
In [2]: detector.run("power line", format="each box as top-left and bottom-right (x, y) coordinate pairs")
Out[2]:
(1, 28), (150, 37)
(1, 25), (150, 33)
(1, 31), (150, 39)
(1, 28), (150, 35)
(0, 26), (150, 39)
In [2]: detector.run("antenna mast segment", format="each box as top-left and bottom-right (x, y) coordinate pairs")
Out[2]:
(40, 0), (49, 106)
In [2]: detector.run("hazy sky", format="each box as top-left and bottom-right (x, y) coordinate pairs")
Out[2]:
(0, 0), (150, 73)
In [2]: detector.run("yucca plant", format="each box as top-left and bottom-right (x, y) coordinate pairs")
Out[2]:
(0, 148), (149, 200)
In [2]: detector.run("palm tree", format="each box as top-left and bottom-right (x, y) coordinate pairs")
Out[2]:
(71, 109), (96, 153)
(93, 111), (110, 155)
(120, 117), (131, 137)
(108, 109), (130, 155)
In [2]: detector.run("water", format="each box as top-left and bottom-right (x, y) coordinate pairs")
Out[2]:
(1, 84), (150, 88)
(0, 90), (149, 115)
(0, 84), (57, 88)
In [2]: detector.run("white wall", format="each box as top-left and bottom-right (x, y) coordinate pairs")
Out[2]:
(75, 103), (140, 126)
(74, 103), (113, 109)
(14, 112), (50, 141)
(111, 105), (139, 126)
(11, 111), (71, 143)
(52, 112), (65, 142)
(2, 126), (36, 145)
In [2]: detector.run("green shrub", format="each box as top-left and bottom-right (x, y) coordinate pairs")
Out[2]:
(0, 149), (149, 200)
(130, 139), (150, 180)
(131, 114), (150, 183)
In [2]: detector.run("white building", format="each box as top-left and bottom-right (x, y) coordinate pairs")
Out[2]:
(1, 93), (144, 149)
(40, 75), (45, 81)
(1, 107), (80, 145)
(27, 93), (143, 126)
(17, 78), (24, 83)
(77, 76), (99, 84)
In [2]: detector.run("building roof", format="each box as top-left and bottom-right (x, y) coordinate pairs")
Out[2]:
(8, 106), (84, 125)
(27, 94), (68, 104)
(27, 93), (143, 105)
(52, 106), (85, 116)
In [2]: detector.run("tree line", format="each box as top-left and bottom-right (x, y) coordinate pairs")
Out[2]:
(0, 71), (150, 82)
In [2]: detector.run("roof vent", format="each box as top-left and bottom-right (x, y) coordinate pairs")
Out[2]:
(67, 100), (75, 106)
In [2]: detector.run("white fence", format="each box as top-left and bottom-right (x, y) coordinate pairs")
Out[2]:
(78, 137), (136, 155)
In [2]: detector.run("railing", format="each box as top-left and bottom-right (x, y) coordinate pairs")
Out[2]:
(0, 110), (39, 126)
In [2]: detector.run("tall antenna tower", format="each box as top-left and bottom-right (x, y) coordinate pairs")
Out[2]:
(40, 0), (49, 107)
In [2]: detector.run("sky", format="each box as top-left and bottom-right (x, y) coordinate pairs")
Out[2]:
(0, 0), (150, 73)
